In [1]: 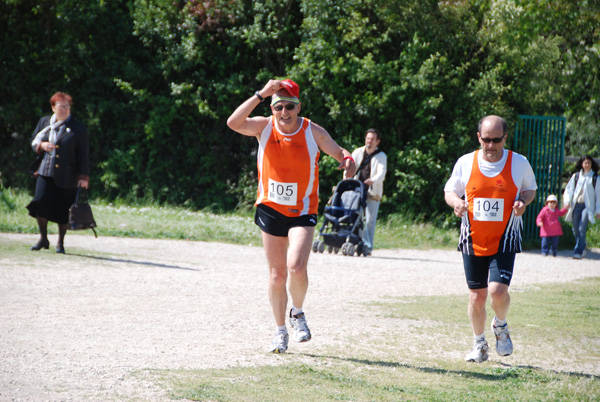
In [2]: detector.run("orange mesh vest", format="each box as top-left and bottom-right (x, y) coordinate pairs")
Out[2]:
(256, 117), (320, 217)
(459, 150), (521, 256)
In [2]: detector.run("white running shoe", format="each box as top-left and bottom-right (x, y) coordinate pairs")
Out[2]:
(268, 333), (289, 353)
(492, 319), (513, 356)
(289, 310), (312, 343)
(465, 340), (489, 363)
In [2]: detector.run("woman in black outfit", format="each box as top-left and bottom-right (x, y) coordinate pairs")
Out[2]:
(26, 92), (89, 253)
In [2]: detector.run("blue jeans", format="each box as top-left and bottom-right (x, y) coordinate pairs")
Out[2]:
(571, 203), (589, 255)
(363, 199), (380, 249)
(541, 236), (559, 256)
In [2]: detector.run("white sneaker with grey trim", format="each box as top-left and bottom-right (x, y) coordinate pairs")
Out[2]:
(289, 310), (312, 343)
(492, 319), (513, 356)
(268, 333), (289, 353)
(465, 340), (489, 363)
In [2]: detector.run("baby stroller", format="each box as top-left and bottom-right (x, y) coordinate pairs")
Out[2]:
(312, 179), (369, 257)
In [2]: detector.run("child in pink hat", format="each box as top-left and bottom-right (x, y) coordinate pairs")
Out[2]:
(536, 194), (570, 256)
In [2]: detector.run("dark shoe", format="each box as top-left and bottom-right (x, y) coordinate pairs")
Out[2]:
(30, 239), (50, 251)
(56, 246), (65, 254)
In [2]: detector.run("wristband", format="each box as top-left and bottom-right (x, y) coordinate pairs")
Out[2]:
(516, 197), (526, 205)
(254, 91), (264, 102)
(342, 156), (355, 164)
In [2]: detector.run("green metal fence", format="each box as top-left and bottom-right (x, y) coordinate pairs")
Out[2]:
(513, 115), (566, 240)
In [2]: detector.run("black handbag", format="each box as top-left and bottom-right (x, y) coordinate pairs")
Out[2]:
(68, 188), (97, 237)
(28, 153), (44, 177)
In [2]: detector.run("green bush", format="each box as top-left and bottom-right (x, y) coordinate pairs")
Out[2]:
(2, 0), (599, 221)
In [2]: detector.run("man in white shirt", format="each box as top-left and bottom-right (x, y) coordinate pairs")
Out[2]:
(444, 115), (537, 363)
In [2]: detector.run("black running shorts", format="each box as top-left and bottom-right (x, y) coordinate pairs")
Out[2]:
(254, 204), (317, 237)
(462, 251), (515, 289)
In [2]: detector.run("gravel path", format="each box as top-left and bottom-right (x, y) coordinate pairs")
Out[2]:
(1, 232), (599, 401)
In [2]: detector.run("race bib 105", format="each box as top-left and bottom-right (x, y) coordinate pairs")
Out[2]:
(268, 179), (298, 206)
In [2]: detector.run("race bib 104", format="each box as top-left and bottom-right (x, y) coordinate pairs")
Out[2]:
(473, 197), (504, 222)
(268, 179), (298, 206)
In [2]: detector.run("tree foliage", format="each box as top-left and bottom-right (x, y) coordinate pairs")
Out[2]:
(1, 0), (599, 220)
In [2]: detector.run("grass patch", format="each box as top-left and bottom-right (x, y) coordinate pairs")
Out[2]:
(149, 278), (600, 402)
(377, 213), (457, 250)
(1, 187), (458, 249)
(156, 363), (598, 402)
(0, 187), (263, 246)
(369, 279), (600, 339)
(2, 186), (599, 250)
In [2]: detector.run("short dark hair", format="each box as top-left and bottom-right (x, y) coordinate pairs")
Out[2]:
(575, 154), (599, 174)
(478, 116), (507, 135)
(365, 128), (381, 141)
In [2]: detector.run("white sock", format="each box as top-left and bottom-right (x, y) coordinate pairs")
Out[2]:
(494, 317), (507, 327)
(291, 306), (303, 316)
(276, 325), (287, 335)
(474, 332), (486, 343)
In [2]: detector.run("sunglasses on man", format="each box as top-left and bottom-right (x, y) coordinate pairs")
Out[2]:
(480, 134), (506, 144)
(273, 103), (296, 112)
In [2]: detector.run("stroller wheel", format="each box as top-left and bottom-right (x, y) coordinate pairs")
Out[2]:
(341, 243), (348, 255)
(312, 240), (319, 253)
(334, 247), (339, 254)
(347, 243), (356, 256)
(318, 241), (325, 253)
(327, 245), (333, 253)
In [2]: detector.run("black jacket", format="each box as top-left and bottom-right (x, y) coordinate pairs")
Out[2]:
(31, 115), (90, 188)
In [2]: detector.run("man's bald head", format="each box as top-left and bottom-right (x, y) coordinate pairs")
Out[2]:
(478, 115), (507, 135)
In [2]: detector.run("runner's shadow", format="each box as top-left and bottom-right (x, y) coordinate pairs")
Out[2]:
(299, 353), (500, 380)
(300, 353), (600, 381)
(66, 252), (201, 271)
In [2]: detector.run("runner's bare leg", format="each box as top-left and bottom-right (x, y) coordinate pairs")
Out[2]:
(286, 226), (314, 311)
(262, 232), (290, 326)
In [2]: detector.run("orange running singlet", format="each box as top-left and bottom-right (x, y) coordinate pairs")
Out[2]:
(459, 150), (521, 256)
(256, 117), (320, 217)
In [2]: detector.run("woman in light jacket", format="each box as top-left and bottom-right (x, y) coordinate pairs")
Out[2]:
(351, 128), (387, 255)
(563, 155), (600, 259)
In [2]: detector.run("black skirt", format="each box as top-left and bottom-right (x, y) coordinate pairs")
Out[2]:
(26, 176), (77, 224)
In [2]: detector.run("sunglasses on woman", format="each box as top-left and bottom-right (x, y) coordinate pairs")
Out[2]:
(273, 104), (296, 112)
(480, 134), (506, 143)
